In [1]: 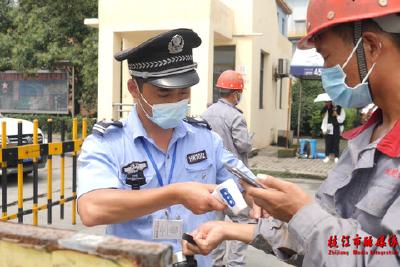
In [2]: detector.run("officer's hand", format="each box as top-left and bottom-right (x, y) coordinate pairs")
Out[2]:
(176, 182), (226, 214)
(242, 176), (313, 222)
(182, 221), (227, 256)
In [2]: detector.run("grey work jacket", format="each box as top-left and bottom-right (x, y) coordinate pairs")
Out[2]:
(202, 99), (252, 166)
(250, 109), (400, 266)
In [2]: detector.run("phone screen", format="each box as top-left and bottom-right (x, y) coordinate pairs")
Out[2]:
(223, 163), (265, 188)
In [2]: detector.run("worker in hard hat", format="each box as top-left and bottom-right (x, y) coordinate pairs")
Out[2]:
(202, 70), (253, 267)
(183, 1), (400, 266)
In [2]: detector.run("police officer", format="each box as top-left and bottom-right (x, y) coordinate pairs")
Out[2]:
(202, 70), (252, 267)
(183, 1), (400, 266)
(77, 28), (255, 267)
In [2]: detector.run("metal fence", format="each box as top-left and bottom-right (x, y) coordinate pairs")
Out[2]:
(1, 118), (86, 225)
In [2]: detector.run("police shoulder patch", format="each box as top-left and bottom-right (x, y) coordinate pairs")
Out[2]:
(183, 116), (212, 130)
(187, 150), (208, 164)
(92, 120), (123, 137)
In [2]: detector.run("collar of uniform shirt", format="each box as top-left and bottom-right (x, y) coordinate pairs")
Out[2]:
(342, 108), (400, 158)
(219, 98), (235, 107)
(126, 105), (194, 142)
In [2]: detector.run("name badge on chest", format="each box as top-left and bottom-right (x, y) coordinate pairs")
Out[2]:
(186, 150), (207, 164)
(152, 212), (183, 240)
(122, 161), (148, 190)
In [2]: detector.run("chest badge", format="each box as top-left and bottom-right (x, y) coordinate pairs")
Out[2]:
(122, 161), (148, 190)
(186, 150), (207, 164)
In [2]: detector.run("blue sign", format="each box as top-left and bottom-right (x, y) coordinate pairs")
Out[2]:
(290, 66), (323, 78)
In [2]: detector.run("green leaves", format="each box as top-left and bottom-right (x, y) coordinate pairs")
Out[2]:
(0, 0), (98, 114)
(290, 79), (359, 136)
(291, 79), (325, 136)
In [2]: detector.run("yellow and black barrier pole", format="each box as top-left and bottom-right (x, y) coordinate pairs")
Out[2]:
(1, 117), (86, 224)
(82, 118), (87, 141)
(72, 118), (78, 225)
(47, 119), (53, 224)
(60, 121), (66, 219)
(1, 121), (7, 220)
(32, 120), (39, 226)
(17, 121), (23, 223)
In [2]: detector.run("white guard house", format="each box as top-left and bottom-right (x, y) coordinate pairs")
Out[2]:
(86, 0), (293, 148)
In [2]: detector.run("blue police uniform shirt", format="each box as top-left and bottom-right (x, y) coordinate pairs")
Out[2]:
(78, 106), (255, 266)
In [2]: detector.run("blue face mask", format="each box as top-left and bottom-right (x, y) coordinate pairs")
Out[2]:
(138, 93), (189, 129)
(321, 38), (376, 108)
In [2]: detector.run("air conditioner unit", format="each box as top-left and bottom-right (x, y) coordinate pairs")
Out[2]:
(276, 58), (290, 78)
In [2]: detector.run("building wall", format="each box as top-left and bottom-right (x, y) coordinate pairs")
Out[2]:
(286, 0), (308, 40)
(249, 0), (292, 147)
(95, 0), (292, 147)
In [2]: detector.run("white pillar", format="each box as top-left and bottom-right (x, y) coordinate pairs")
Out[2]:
(97, 29), (121, 120)
(190, 25), (213, 116)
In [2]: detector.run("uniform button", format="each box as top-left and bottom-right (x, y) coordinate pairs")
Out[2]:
(167, 154), (170, 159)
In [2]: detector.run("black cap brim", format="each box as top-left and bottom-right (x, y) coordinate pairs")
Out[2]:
(147, 70), (199, 89)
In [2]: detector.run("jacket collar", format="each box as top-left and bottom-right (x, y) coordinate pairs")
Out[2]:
(219, 98), (235, 107)
(342, 108), (400, 158)
(218, 98), (243, 113)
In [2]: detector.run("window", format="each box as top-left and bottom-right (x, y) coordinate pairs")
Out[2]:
(279, 79), (283, 109)
(213, 46), (236, 103)
(295, 20), (306, 36)
(259, 51), (268, 109)
(277, 6), (288, 36)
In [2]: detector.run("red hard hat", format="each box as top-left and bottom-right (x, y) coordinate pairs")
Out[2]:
(298, 0), (400, 49)
(216, 70), (244, 90)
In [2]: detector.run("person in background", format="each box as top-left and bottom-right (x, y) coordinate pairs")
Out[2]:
(320, 101), (345, 163)
(202, 70), (253, 267)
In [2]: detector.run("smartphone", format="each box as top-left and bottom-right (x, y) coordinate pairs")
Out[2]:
(223, 163), (266, 189)
(182, 233), (198, 246)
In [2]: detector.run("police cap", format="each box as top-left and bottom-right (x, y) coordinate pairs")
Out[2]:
(114, 28), (202, 89)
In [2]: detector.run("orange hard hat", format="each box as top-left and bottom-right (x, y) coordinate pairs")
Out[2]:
(298, 0), (400, 49)
(216, 70), (244, 90)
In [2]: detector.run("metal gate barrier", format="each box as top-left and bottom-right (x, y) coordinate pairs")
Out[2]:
(1, 118), (87, 225)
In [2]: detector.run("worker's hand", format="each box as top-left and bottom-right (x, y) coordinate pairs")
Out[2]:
(243, 189), (268, 219)
(175, 182), (226, 214)
(332, 111), (338, 117)
(182, 221), (227, 256)
(241, 176), (312, 222)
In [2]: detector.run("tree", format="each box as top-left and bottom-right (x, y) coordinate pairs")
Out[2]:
(0, 0), (98, 114)
(291, 79), (325, 136)
(290, 79), (359, 137)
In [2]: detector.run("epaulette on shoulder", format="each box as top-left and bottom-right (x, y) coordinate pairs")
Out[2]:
(183, 116), (212, 130)
(92, 120), (123, 137)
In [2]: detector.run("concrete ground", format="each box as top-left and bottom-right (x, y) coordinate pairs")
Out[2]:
(249, 138), (348, 179)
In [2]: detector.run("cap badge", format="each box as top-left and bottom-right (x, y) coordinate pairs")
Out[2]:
(168, 34), (184, 54)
